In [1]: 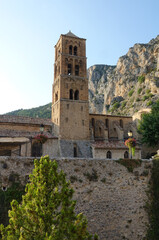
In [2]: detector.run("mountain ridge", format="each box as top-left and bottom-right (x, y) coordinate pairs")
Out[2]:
(4, 35), (159, 118)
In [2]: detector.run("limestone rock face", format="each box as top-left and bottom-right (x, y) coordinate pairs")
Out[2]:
(88, 35), (159, 115)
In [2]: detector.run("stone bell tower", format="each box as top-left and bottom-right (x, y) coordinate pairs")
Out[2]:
(52, 31), (89, 141)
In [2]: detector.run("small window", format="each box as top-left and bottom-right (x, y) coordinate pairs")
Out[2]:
(67, 104), (69, 109)
(74, 90), (79, 100)
(105, 119), (109, 128)
(55, 92), (58, 102)
(92, 118), (95, 127)
(99, 127), (102, 136)
(124, 151), (129, 159)
(75, 65), (79, 76)
(32, 142), (42, 157)
(106, 151), (112, 159)
(74, 46), (77, 56)
(69, 89), (73, 100)
(69, 45), (72, 55)
(120, 119), (123, 128)
(73, 144), (77, 157)
(82, 120), (84, 126)
(55, 65), (57, 77)
(68, 64), (72, 75)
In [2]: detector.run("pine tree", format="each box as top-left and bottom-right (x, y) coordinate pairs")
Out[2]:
(0, 156), (98, 240)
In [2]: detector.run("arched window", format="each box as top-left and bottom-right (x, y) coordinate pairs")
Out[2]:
(75, 65), (79, 76)
(120, 119), (123, 128)
(74, 46), (77, 56)
(55, 92), (58, 102)
(58, 65), (60, 74)
(106, 151), (112, 159)
(74, 90), (79, 100)
(69, 89), (73, 100)
(68, 64), (72, 75)
(69, 45), (72, 55)
(55, 65), (57, 77)
(105, 119), (109, 128)
(92, 118), (95, 127)
(124, 151), (129, 159)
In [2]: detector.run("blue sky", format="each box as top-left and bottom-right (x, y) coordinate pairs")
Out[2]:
(0, 0), (159, 114)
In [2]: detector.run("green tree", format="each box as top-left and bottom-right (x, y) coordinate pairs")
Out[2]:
(0, 156), (98, 240)
(138, 100), (159, 147)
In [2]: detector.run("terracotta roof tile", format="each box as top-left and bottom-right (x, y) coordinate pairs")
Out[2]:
(0, 115), (52, 126)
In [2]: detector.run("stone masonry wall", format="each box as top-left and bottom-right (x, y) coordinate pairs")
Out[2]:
(0, 157), (151, 240)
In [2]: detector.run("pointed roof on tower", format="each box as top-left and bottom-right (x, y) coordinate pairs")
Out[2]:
(64, 31), (79, 38)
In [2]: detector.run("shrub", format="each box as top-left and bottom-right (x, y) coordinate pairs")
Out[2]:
(116, 159), (141, 172)
(121, 101), (127, 109)
(128, 89), (134, 97)
(136, 98), (140, 102)
(137, 88), (142, 94)
(138, 75), (145, 84)
(146, 89), (151, 94)
(143, 95), (149, 101)
(148, 93), (154, 98)
(147, 100), (153, 106)
(111, 102), (120, 112)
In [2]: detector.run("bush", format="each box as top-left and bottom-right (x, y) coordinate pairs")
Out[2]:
(146, 89), (151, 94)
(148, 93), (154, 98)
(111, 102), (120, 112)
(121, 101), (127, 109)
(128, 89), (134, 97)
(143, 95), (149, 101)
(138, 75), (145, 84)
(147, 100), (153, 106)
(137, 88), (142, 94)
(136, 98), (140, 102)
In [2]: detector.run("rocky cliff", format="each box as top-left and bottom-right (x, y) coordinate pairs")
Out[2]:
(88, 35), (159, 115)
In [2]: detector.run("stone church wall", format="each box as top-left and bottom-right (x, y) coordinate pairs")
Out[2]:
(0, 156), (151, 240)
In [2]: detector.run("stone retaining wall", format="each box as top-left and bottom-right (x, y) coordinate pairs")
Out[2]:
(0, 156), (151, 240)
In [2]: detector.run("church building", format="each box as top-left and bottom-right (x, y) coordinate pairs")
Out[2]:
(0, 32), (141, 159)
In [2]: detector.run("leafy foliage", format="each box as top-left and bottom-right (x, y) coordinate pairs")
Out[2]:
(0, 182), (25, 227)
(110, 102), (120, 112)
(128, 89), (134, 97)
(5, 103), (52, 119)
(138, 75), (145, 84)
(137, 88), (142, 94)
(125, 138), (136, 157)
(0, 156), (98, 240)
(121, 101), (127, 109)
(138, 100), (159, 147)
(116, 159), (141, 172)
(146, 159), (159, 239)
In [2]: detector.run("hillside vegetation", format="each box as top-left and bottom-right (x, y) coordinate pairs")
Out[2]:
(5, 103), (52, 119)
